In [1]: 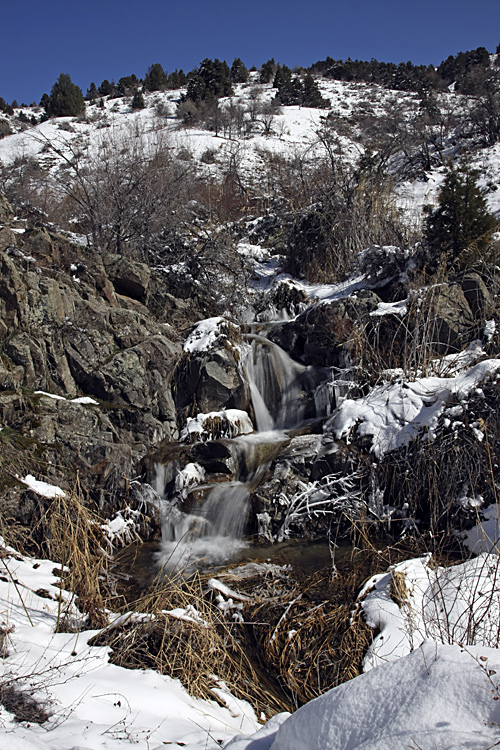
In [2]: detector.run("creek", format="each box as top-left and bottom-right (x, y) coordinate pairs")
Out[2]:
(152, 327), (338, 577)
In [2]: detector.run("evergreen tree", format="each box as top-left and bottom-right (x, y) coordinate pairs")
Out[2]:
(131, 89), (145, 110)
(144, 63), (168, 92)
(167, 69), (187, 88)
(260, 58), (276, 84)
(98, 79), (115, 96)
(230, 58), (249, 83)
(0, 97), (14, 115)
(301, 74), (330, 108)
(45, 74), (85, 117)
(184, 59), (233, 103)
(117, 75), (139, 96)
(425, 162), (497, 266)
(86, 82), (98, 101)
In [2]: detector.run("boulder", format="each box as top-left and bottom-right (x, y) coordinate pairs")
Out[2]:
(174, 347), (249, 424)
(428, 283), (476, 352)
(461, 273), (495, 320)
(0, 193), (14, 224)
(269, 292), (381, 367)
(102, 253), (151, 301)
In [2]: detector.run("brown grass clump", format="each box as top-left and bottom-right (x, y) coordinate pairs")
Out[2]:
(241, 559), (374, 709)
(390, 570), (409, 607)
(0, 682), (50, 724)
(35, 487), (110, 630)
(90, 571), (289, 718)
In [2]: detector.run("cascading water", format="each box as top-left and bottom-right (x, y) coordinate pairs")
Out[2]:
(243, 335), (309, 430)
(155, 328), (333, 576)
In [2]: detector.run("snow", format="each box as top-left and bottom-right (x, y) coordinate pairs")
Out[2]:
(19, 474), (66, 498)
(369, 300), (408, 317)
(228, 552), (500, 750)
(35, 391), (99, 406)
(183, 317), (239, 353)
(464, 503), (500, 553)
(0, 540), (260, 749)
(326, 358), (500, 457)
(226, 642), (500, 750)
(181, 409), (254, 442)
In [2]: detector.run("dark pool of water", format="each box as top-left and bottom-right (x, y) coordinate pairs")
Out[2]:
(113, 537), (353, 598)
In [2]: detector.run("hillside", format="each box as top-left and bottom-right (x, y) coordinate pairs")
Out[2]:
(0, 59), (500, 748)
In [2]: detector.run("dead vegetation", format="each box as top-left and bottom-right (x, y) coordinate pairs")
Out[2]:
(88, 547), (402, 716)
(0, 681), (50, 724)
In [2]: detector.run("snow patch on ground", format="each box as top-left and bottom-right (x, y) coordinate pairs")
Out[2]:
(19, 474), (66, 498)
(326, 358), (500, 457)
(0, 541), (259, 749)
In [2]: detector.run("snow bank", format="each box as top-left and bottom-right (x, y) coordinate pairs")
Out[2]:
(226, 642), (500, 750)
(227, 551), (500, 750)
(0, 541), (259, 749)
(464, 503), (500, 553)
(326, 358), (500, 457)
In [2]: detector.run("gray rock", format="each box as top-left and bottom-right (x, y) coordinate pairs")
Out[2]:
(102, 253), (151, 300)
(461, 273), (495, 320)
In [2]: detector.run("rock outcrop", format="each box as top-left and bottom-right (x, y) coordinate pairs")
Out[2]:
(0, 195), (189, 524)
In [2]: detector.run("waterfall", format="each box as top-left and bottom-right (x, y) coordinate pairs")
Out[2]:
(155, 329), (332, 575)
(244, 335), (308, 430)
(156, 482), (249, 576)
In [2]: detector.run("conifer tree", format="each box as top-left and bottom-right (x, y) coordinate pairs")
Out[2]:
(131, 90), (145, 110)
(144, 63), (168, 92)
(425, 162), (497, 266)
(230, 58), (249, 83)
(184, 59), (233, 102)
(45, 74), (85, 117)
(86, 82), (98, 101)
(260, 58), (276, 84)
(98, 79), (115, 96)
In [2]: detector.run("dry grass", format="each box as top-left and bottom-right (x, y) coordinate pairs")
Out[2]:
(34, 485), (111, 629)
(0, 477), (112, 631)
(241, 559), (375, 709)
(90, 571), (289, 717)
(0, 682), (50, 724)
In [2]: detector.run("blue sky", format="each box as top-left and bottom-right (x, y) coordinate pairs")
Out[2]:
(3, 0), (500, 104)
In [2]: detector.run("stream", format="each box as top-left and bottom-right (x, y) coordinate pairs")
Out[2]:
(152, 328), (336, 577)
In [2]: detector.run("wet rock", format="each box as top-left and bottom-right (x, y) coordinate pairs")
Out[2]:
(269, 292), (381, 367)
(174, 347), (249, 424)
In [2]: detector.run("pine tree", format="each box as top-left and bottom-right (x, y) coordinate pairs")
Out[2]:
(425, 162), (497, 266)
(45, 74), (85, 117)
(131, 90), (145, 110)
(260, 58), (276, 84)
(144, 63), (168, 92)
(184, 59), (233, 103)
(301, 74), (330, 108)
(230, 58), (249, 83)
(86, 82), (98, 101)
(117, 75), (139, 96)
(98, 79), (115, 97)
